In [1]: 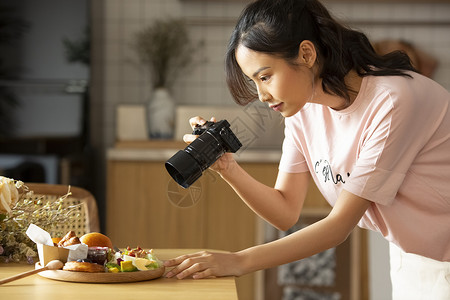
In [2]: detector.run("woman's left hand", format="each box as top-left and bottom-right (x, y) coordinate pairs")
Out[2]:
(163, 250), (244, 279)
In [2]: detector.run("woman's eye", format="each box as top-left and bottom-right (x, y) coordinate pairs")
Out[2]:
(260, 75), (270, 82)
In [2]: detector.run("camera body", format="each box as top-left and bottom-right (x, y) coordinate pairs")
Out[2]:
(165, 120), (242, 188)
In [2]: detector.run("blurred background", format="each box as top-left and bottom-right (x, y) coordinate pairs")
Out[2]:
(0, 0), (449, 299)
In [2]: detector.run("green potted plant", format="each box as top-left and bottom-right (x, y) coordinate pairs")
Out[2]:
(133, 18), (199, 139)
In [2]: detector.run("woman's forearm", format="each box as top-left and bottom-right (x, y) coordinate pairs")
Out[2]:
(237, 213), (348, 274)
(218, 159), (309, 230)
(163, 190), (370, 280)
(236, 190), (370, 275)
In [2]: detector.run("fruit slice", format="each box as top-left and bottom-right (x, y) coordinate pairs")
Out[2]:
(133, 258), (154, 271)
(120, 260), (137, 272)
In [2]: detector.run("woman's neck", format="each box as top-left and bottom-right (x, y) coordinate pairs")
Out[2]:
(312, 69), (363, 111)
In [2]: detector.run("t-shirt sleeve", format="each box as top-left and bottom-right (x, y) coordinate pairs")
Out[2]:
(345, 88), (444, 205)
(278, 123), (309, 173)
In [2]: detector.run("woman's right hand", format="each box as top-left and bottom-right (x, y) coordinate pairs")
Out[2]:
(183, 116), (237, 174)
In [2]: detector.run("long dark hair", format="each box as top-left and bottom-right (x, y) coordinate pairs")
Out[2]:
(225, 0), (416, 105)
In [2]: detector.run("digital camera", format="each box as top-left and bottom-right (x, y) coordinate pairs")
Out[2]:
(165, 120), (242, 188)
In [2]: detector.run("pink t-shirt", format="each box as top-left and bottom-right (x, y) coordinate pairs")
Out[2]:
(279, 72), (450, 261)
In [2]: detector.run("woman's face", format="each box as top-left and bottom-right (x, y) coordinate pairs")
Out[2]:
(235, 45), (314, 117)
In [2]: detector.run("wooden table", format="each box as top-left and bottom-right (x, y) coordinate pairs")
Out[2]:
(0, 249), (238, 300)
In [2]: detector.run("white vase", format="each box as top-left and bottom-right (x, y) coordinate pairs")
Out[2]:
(147, 87), (175, 139)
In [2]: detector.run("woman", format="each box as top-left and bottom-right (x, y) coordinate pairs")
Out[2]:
(164, 0), (450, 298)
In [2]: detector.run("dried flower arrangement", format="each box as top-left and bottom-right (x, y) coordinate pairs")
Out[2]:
(133, 18), (200, 89)
(0, 176), (81, 263)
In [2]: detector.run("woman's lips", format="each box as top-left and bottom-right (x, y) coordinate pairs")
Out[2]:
(270, 103), (283, 111)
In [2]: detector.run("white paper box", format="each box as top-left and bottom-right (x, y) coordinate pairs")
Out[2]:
(116, 105), (149, 141)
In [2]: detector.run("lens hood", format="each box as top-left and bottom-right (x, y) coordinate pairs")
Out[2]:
(165, 150), (203, 188)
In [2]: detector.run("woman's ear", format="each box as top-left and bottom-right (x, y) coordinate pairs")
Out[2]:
(298, 40), (317, 68)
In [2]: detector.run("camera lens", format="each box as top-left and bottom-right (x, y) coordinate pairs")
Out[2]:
(165, 119), (242, 188)
(165, 132), (224, 188)
(165, 150), (203, 188)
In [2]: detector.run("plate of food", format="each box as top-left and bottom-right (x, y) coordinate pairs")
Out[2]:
(36, 261), (165, 283)
(36, 232), (165, 283)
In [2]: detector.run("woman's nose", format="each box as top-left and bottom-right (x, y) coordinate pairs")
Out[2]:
(258, 89), (271, 103)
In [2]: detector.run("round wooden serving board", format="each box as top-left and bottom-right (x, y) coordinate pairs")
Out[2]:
(35, 263), (165, 283)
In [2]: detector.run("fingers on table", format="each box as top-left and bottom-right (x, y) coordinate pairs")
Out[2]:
(165, 252), (213, 279)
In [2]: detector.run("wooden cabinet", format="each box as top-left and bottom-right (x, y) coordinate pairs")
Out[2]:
(106, 160), (278, 249)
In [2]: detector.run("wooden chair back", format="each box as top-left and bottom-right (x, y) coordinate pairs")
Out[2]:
(25, 183), (100, 237)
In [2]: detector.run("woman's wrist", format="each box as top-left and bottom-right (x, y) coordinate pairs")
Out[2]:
(233, 249), (254, 276)
(234, 244), (270, 275)
(216, 156), (239, 180)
